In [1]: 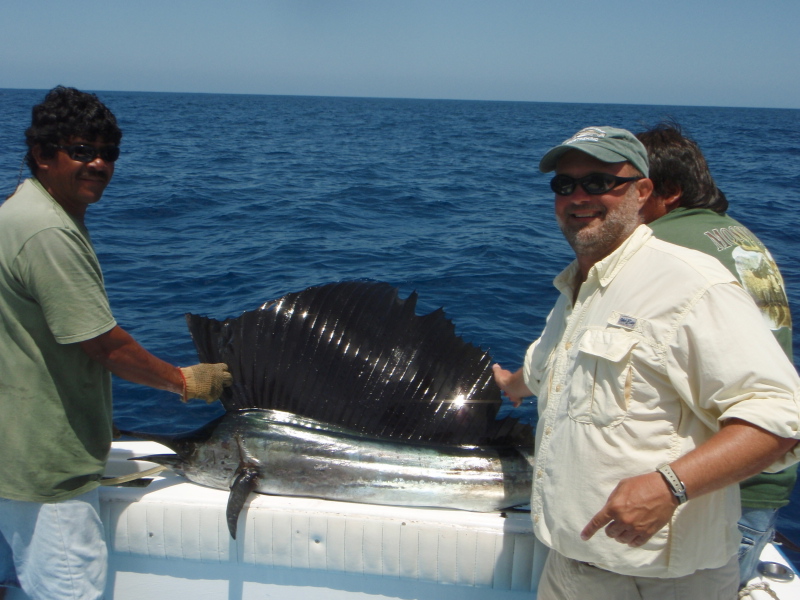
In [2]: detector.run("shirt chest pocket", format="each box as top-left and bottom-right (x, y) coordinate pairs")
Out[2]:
(566, 329), (638, 428)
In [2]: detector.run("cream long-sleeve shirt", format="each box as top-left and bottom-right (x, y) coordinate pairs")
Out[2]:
(523, 225), (800, 578)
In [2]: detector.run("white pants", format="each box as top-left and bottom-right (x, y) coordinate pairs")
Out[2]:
(0, 489), (107, 600)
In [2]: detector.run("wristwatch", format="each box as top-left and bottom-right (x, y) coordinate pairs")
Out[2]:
(657, 464), (688, 504)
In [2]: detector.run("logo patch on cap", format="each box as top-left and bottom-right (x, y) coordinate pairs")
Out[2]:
(565, 127), (607, 145)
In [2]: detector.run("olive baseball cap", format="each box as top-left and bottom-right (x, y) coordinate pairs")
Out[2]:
(539, 126), (649, 176)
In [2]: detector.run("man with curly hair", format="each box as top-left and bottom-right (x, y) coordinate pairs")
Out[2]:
(0, 86), (232, 600)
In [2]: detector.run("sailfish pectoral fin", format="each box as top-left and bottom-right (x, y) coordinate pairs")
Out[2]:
(226, 467), (260, 539)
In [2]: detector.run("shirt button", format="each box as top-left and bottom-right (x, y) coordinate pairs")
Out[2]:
(537, 469), (543, 478)
(555, 384), (562, 393)
(565, 342), (572, 350)
(534, 514), (540, 523)
(545, 427), (552, 436)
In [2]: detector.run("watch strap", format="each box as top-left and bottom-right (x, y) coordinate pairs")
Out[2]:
(657, 464), (688, 504)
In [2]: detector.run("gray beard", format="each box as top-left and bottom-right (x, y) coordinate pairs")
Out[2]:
(558, 199), (641, 263)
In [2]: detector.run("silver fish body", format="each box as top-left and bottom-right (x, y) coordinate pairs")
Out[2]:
(145, 408), (533, 538)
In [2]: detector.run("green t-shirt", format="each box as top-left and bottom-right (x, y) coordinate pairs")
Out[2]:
(649, 207), (796, 508)
(0, 178), (116, 502)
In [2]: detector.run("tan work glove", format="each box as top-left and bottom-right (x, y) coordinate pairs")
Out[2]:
(179, 363), (232, 403)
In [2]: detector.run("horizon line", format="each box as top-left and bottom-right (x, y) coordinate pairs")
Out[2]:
(1, 87), (797, 112)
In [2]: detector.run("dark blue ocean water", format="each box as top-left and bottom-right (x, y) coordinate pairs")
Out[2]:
(1, 89), (799, 561)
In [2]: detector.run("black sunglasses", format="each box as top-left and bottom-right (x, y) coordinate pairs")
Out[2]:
(550, 173), (641, 196)
(57, 144), (120, 163)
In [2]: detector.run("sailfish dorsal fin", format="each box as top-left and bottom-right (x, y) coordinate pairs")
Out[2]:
(186, 281), (532, 447)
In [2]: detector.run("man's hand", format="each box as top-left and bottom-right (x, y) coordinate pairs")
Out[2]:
(580, 471), (677, 547)
(492, 364), (532, 407)
(179, 363), (232, 403)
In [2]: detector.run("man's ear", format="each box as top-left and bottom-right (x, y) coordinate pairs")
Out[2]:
(30, 145), (49, 173)
(661, 189), (682, 212)
(636, 178), (654, 207)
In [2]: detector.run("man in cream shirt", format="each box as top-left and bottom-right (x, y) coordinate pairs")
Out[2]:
(493, 126), (800, 598)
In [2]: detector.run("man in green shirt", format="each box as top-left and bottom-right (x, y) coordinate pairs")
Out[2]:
(636, 122), (795, 586)
(0, 86), (232, 600)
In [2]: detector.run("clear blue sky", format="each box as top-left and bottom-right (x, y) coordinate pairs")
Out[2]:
(2, 0), (798, 109)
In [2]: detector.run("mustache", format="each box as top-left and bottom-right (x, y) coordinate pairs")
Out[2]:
(80, 168), (110, 183)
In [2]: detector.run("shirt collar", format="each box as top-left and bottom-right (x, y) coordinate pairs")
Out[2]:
(553, 225), (653, 298)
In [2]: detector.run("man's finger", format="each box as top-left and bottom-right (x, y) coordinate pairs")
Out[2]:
(629, 535), (647, 548)
(581, 509), (612, 541)
(604, 521), (624, 538)
(611, 526), (639, 545)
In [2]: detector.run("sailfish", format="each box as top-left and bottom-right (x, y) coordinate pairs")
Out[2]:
(126, 281), (534, 539)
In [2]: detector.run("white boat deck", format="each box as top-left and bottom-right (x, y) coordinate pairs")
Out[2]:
(6, 441), (800, 599)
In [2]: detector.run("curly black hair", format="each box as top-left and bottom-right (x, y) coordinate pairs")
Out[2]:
(25, 86), (122, 175)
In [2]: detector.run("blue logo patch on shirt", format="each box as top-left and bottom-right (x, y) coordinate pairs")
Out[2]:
(616, 315), (637, 329)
